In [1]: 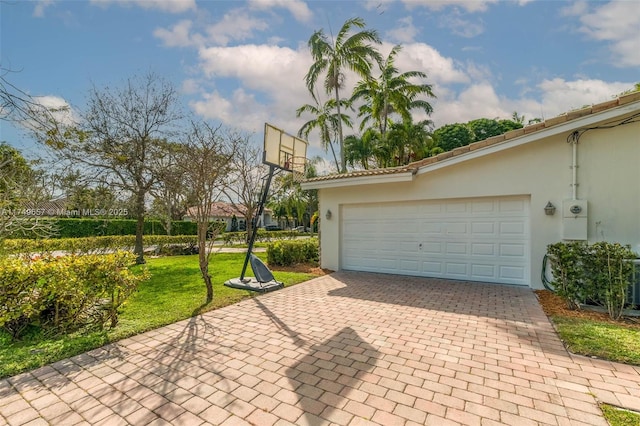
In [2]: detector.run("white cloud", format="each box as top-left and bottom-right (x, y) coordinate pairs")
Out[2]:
(154, 20), (197, 47)
(204, 8), (268, 46)
(194, 44), (313, 139)
(386, 16), (419, 43)
(13, 95), (78, 135)
(560, 0), (589, 17)
(248, 0), (312, 22)
(402, 0), (499, 13)
(439, 12), (484, 38)
(394, 42), (469, 86)
(154, 9), (268, 48)
(537, 78), (633, 114)
(180, 78), (201, 95)
(576, 1), (640, 67)
(33, 0), (55, 18)
(89, 0), (196, 13)
(431, 83), (509, 126)
(426, 77), (634, 129)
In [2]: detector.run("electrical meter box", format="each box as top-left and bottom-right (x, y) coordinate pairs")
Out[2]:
(562, 199), (588, 240)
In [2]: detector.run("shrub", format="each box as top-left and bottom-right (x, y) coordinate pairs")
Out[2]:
(546, 241), (637, 319)
(267, 238), (319, 266)
(0, 252), (149, 339)
(582, 242), (636, 320)
(546, 241), (588, 309)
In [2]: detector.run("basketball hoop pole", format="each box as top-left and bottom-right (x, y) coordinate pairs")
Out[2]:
(240, 164), (276, 281)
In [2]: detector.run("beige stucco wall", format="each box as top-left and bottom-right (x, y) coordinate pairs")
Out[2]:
(317, 117), (640, 289)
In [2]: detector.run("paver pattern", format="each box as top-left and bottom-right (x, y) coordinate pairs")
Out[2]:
(1, 272), (639, 425)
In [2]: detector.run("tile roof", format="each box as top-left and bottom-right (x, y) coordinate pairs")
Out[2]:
(304, 90), (640, 183)
(185, 202), (246, 218)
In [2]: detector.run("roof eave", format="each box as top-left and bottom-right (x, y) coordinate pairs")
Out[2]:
(301, 170), (416, 190)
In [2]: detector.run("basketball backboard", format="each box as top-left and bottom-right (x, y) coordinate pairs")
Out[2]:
(263, 123), (308, 176)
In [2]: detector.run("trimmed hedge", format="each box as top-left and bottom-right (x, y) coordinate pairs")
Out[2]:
(267, 238), (319, 266)
(11, 218), (198, 239)
(1, 235), (200, 255)
(223, 230), (310, 245)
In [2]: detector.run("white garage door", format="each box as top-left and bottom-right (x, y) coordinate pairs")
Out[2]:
(341, 196), (530, 285)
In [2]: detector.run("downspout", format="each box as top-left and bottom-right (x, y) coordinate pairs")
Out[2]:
(570, 131), (579, 200)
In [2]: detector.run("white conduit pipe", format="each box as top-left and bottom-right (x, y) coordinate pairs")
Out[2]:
(571, 132), (578, 201)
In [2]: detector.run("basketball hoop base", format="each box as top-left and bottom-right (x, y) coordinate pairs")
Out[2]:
(224, 277), (284, 293)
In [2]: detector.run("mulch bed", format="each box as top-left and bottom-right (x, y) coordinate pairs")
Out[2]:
(535, 289), (640, 329)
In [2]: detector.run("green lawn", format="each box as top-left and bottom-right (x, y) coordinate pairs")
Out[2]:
(551, 316), (640, 366)
(0, 252), (319, 379)
(601, 404), (640, 426)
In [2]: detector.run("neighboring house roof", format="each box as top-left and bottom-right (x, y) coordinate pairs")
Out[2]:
(23, 198), (73, 216)
(185, 202), (247, 219)
(301, 91), (640, 189)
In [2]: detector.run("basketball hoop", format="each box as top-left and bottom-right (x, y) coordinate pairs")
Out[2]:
(224, 123), (309, 293)
(290, 156), (309, 183)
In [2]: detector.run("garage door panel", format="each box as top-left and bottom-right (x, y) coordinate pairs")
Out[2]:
(471, 222), (496, 235)
(422, 222), (443, 234)
(445, 262), (469, 276)
(471, 200), (495, 213)
(399, 259), (420, 272)
(341, 196), (530, 286)
(499, 265), (526, 280)
(445, 222), (467, 234)
(472, 243), (496, 256)
(421, 242), (442, 254)
(500, 243), (526, 257)
(471, 264), (496, 279)
(445, 242), (468, 255)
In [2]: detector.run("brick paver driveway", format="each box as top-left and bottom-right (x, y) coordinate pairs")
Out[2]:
(1, 272), (639, 425)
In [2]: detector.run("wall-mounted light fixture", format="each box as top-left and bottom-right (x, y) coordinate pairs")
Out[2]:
(325, 209), (332, 220)
(544, 201), (556, 216)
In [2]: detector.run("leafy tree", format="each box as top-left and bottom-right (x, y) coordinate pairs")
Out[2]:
(177, 122), (239, 303)
(0, 143), (52, 241)
(223, 139), (267, 243)
(498, 119), (524, 133)
(149, 140), (193, 234)
(344, 129), (378, 170)
(351, 45), (435, 138)
(36, 72), (182, 264)
(467, 118), (504, 142)
(305, 17), (382, 173)
(384, 120), (436, 166)
(268, 156), (321, 230)
(55, 170), (119, 215)
(511, 111), (525, 125)
(433, 123), (474, 152)
(296, 98), (350, 172)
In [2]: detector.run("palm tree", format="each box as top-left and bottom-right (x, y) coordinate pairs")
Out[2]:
(344, 128), (380, 170)
(351, 45), (436, 139)
(305, 17), (382, 173)
(384, 120), (435, 166)
(296, 98), (352, 173)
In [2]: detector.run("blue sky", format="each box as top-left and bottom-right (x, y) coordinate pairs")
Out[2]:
(1, 0), (638, 165)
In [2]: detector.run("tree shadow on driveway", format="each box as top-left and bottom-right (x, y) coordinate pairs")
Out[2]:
(285, 326), (381, 425)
